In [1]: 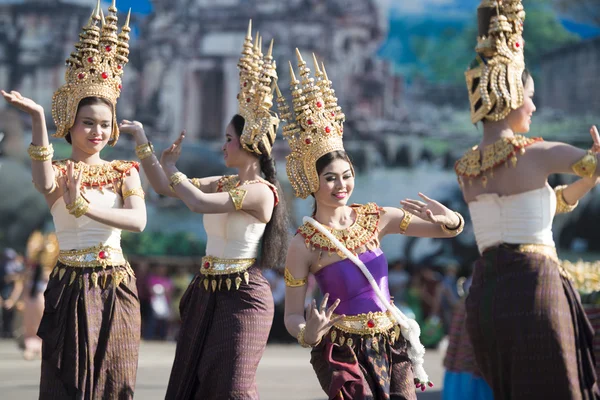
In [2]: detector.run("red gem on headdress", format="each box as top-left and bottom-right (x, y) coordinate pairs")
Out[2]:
(117, 65), (122, 70)
(101, 72), (108, 79)
(316, 101), (322, 108)
(246, 98), (251, 103)
(118, 84), (122, 90)
(325, 126), (331, 133)
(305, 138), (312, 144)
(331, 112), (335, 117)
(307, 119), (313, 125)
(87, 57), (94, 63)
(78, 73), (85, 79)
(243, 82), (248, 87)
(105, 46), (112, 52)
(515, 42), (520, 48)
(98, 251), (108, 260)
(340, 127), (344, 132)
(203, 261), (210, 269)
(367, 319), (375, 328)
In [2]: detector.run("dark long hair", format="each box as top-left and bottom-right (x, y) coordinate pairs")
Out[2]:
(65, 97), (113, 144)
(312, 150), (354, 216)
(230, 114), (290, 269)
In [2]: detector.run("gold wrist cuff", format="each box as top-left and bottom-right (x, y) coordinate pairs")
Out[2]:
(123, 186), (145, 201)
(398, 209), (413, 234)
(66, 195), (89, 218)
(135, 142), (154, 160)
(297, 324), (321, 348)
(169, 172), (188, 191)
(284, 268), (307, 287)
(28, 143), (54, 161)
(572, 150), (597, 178)
(441, 212), (464, 236)
(554, 185), (578, 214)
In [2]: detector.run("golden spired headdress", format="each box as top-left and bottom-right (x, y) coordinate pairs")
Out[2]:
(52, 0), (131, 145)
(276, 50), (346, 199)
(237, 21), (279, 156)
(465, 0), (526, 123)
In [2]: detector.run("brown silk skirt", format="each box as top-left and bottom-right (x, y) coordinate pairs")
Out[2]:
(38, 262), (141, 399)
(165, 266), (274, 400)
(310, 326), (417, 400)
(465, 246), (600, 400)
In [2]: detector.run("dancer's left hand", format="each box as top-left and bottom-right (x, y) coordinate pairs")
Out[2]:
(400, 193), (459, 228)
(60, 160), (82, 206)
(160, 131), (185, 167)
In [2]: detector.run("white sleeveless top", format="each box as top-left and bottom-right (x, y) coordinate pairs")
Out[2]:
(468, 185), (556, 254)
(51, 189), (122, 250)
(203, 211), (266, 259)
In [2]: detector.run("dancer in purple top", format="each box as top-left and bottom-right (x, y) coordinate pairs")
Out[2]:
(278, 50), (466, 400)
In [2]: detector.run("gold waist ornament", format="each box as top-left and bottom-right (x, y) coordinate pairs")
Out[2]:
(327, 310), (401, 353)
(199, 255), (256, 292)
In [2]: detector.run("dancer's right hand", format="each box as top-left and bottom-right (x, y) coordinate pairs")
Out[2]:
(1, 90), (43, 115)
(119, 120), (146, 141)
(304, 293), (344, 345)
(589, 126), (600, 153)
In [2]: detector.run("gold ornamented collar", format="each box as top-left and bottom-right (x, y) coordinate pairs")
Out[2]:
(454, 135), (542, 187)
(215, 175), (279, 206)
(297, 203), (381, 258)
(53, 159), (139, 192)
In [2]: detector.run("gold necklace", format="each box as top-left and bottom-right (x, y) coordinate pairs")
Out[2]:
(454, 135), (542, 187)
(298, 203), (381, 258)
(53, 159), (138, 192)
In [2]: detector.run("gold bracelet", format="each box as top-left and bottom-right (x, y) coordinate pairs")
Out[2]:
(554, 185), (578, 214)
(135, 142), (154, 160)
(123, 187), (145, 201)
(572, 150), (597, 178)
(284, 268), (307, 287)
(27, 143), (54, 161)
(398, 209), (413, 234)
(66, 195), (89, 218)
(229, 188), (247, 211)
(441, 212), (464, 236)
(169, 172), (188, 191)
(297, 325), (321, 348)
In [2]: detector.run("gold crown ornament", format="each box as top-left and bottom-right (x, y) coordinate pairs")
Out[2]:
(465, 0), (526, 124)
(51, 0), (131, 145)
(236, 21), (280, 156)
(276, 50), (346, 199)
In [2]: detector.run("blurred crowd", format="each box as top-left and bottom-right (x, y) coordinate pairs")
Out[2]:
(1, 241), (467, 352)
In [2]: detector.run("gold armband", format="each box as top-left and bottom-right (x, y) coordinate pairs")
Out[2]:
(441, 212), (464, 236)
(297, 324), (321, 348)
(169, 172), (188, 192)
(66, 195), (89, 218)
(123, 187), (145, 201)
(398, 209), (413, 235)
(27, 143), (54, 161)
(190, 178), (201, 189)
(229, 188), (247, 211)
(135, 142), (154, 160)
(284, 268), (307, 287)
(554, 185), (578, 214)
(572, 150), (597, 178)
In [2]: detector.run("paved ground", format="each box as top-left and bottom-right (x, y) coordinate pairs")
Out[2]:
(0, 339), (444, 399)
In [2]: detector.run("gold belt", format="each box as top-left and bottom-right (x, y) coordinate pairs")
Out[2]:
(199, 255), (256, 291)
(58, 244), (126, 268)
(328, 311), (401, 351)
(493, 244), (571, 280)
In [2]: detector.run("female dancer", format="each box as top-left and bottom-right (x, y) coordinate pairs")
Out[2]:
(456, 1), (600, 398)
(121, 23), (289, 399)
(279, 50), (465, 399)
(2, 2), (145, 398)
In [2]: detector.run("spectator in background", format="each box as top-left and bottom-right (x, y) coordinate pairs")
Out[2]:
(0, 248), (24, 338)
(388, 258), (410, 304)
(146, 264), (173, 340)
(133, 261), (152, 339)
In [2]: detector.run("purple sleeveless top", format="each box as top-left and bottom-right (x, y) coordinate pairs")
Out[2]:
(313, 248), (390, 316)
